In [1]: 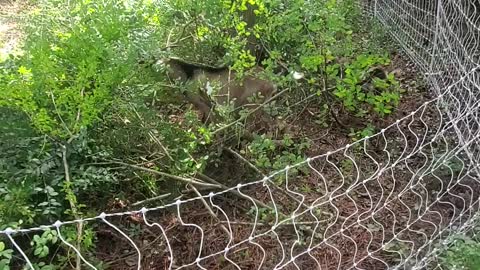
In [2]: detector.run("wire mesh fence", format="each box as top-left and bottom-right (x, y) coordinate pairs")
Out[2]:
(1, 0), (480, 269)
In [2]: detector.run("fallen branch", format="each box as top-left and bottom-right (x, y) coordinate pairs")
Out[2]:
(190, 185), (230, 235)
(197, 173), (272, 210)
(222, 220), (331, 226)
(107, 161), (221, 188)
(225, 148), (318, 215)
(223, 148), (336, 237)
(131, 193), (171, 207)
(195, 172), (322, 239)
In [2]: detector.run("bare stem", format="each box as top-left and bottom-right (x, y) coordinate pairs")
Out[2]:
(190, 185), (230, 235)
(61, 140), (82, 270)
(107, 161), (221, 188)
(131, 193), (171, 207)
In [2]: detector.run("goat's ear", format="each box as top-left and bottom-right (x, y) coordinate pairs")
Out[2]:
(152, 59), (170, 73)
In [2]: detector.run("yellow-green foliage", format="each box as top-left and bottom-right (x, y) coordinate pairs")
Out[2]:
(0, 0), (164, 138)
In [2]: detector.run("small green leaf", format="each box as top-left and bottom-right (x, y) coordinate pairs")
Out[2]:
(0, 260), (10, 270)
(39, 245), (49, 258)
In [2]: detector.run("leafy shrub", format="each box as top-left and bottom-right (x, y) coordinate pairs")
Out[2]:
(438, 221), (480, 270)
(349, 124), (376, 141)
(1, 0), (168, 137)
(0, 1), (169, 267)
(245, 134), (310, 184)
(334, 54), (401, 116)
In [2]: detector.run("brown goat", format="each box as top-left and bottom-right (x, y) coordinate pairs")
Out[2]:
(154, 58), (276, 122)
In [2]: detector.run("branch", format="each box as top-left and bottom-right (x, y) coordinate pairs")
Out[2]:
(106, 161), (221, 188)
(224, 147), (263, 175)
(60, 141), (82, 270)
(223, 220), (332, 226)
(51, 91), (73, 137)
(201, 169), (322, 236)
(322, 91), (349, 130)
(212, 87), (290, 135)
(131, 193), (171, 207)
(329, 107), (349, 130)
(190, 185), (230, 235)
(128, 104), (174, 162)
(161, 18), (195, 51)
(196, 173), (273, 210)
(225, 148), (319, 217)
(259, 39), (289, 71)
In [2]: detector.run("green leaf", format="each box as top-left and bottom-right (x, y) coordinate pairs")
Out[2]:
(0, 260), (10, 270)
(40, 245), (49, 258)
(2, 251), (12, 260)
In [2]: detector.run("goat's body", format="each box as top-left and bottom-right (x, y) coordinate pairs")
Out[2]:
(156, 58), (276, 122)
(192, 66), (275, 108)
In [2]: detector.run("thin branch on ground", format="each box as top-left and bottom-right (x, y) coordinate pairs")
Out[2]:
(190, 184), (230, 235)
(196, 172), (272, 210)
(225, 147), (322, 218)
(131, 193), (172, 207)
(106, 160), (221, 188)
(195, 172), (324, 239)
(222, 220), (331, 226)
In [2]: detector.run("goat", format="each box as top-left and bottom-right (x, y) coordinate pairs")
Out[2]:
(154, 57), (276, 123)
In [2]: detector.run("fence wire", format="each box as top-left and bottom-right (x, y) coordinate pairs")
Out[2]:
(1, 0), (480, 269)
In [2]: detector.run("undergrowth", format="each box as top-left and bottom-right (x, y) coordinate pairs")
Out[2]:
(438, 220), (480, 270)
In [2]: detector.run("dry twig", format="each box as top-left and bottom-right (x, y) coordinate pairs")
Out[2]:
(107, 161), (221, 188)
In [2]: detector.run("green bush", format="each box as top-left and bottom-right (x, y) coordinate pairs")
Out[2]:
(0, 0), (403, 226)
(0, 0), (167, 137)
(245, 134), (310, 184)
(439, 227), (480, 270)
(334, 54), (401, 116)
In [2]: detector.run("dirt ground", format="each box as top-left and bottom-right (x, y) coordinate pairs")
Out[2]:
(0, 0), (27, 56)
